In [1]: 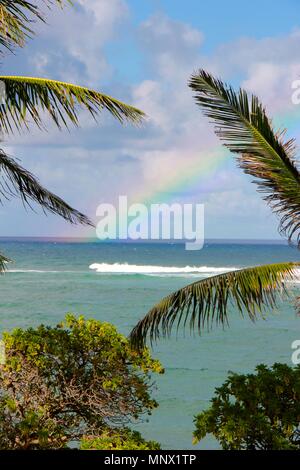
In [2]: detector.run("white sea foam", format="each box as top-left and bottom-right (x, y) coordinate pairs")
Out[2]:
(89, 263), (238, 275)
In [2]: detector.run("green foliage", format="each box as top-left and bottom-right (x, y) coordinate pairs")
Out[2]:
(0, 315), (163, 449)
(193, 363), (300, 450)
(0, 398), (68, 449)
(80, 428), (161, 450)
(0, 252), (10, 272)
(0, 149), (92, 226)
(0, 76), (145, 133)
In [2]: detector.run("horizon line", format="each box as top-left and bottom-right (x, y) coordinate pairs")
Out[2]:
(0, 236), (290, 245)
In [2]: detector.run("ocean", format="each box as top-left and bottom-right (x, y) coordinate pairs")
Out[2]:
(1, 238), (300, 449)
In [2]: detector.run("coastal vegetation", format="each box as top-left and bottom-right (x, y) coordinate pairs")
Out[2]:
(0, 315), (162, 449)
(81, 429), (161, 450)
(193, 363), (300, 450)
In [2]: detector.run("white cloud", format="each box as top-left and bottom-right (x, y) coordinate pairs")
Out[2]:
(78, 0), (128, 27)
(206, 31), (300, 114)
(18, 0), (129, 86)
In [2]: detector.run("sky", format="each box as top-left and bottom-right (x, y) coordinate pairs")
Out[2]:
(1, 0), (300, 240)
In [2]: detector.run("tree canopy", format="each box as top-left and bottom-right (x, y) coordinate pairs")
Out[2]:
(193, 363), (300, 450)
(0, 314), (163, 449)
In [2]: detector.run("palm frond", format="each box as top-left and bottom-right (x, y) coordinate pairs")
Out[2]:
(0, 148), (93, 225)
(0, 3), (27, 51)
(189, 70), (300, 244)
(0, 251), (10, 272)
(0, 1), (70, 52)
(129, 262), (299, 349)
(0, 76), (145, 133)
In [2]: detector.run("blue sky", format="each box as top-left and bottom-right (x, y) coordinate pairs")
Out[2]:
(1, 0), (300, 240)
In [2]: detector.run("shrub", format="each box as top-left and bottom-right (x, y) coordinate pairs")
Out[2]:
(81, 428), (161, 450)
(193, 363), (300, 450)
(0, 314), (163, 449)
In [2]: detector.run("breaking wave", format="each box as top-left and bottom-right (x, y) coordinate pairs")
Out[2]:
(89, 263), (239, 275)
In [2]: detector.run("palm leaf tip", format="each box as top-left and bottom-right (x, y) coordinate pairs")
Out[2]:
(0, 76), (145, 133)
(188, 70), (300, 245)
(0, 148), (93, 226)
(129, 262), (299, 350)
(0, 1), (71, 52)
(0, 252), (11, 272)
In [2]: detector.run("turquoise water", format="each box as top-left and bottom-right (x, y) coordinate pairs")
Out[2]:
(1, 239), (300, 449)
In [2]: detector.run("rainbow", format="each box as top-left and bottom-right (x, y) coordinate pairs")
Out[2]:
(74, 103), (300, 240)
